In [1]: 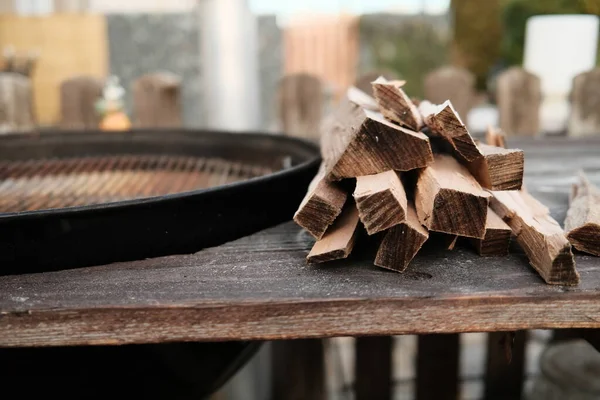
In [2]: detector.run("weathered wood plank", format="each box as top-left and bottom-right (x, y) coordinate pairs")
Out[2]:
(294, 166), (347, 239)
(416, 334), (459, 400)
(321, 100), (433, 180)
(372, 77), (422, 130)
(272, 339), (326, 400)
(307, 203), (360, 263)
(415, 154), (489, 238)
(471, 207), (512, 256)
(564, 172), (600, 256)
(484, 331), (527, 400)
(355, 336), (393, 400)
(354, 170), (407, 235)
(374, 203), (429, 272)
(490, 190), (579, 285)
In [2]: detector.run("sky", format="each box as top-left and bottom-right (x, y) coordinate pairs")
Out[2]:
(248, 0), (450, 16)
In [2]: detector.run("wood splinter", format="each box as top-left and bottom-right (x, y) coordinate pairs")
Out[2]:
(375, 203), (429, 272)
(294, 166), (347, 239)
(490, 190), (579, 285)
(415, 154), (489, 239)
(371, 76), (423, 131)
(471, 207), (512, 256)
(307, 203), (361, 263)
(420, 100), (482, 162)
(320, 99), (433, 181)
(564, 172), (600, 256)
(468, 143), (524, 190)
(354, 170), (407, 235)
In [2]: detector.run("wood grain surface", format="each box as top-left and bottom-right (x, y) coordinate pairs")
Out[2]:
(0, 138), (599, 347)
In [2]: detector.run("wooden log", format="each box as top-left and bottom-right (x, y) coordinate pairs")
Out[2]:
(564, 172), (600, 256)
(293, 166), (347, 239)
(420, 100), (482, 162)
(277, 73), (324, 140)
(354, 70), (398, 96)
(489, 190), (579, 285)
(307, 203), (360, 263)
(424, 65), (475, 119)
(467, 143), (524, 190)
(496, 67), (541, 136)
(321, 100), (433, 180)
(371, 76), (423, 131)
(415, 154), (489, 239)
(355, 336), (393, 400)
(568, 68), (600, 137)
(60, 76), (104, 130)
(471, 207), (512, 256)
(374, 203), (429, 272)
(486, 126), (506, 148)
(133, 72), (182, 128)
(354, 170), (407, 235)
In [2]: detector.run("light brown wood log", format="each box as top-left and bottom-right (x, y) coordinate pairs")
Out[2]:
(471, 207), (512, 256)
(564, 172), (600, 256)
(346, 86), (378, 111)
(307, 203), (360, 263)
(467, 143), (524, 190)
(294, 165), (347, 239)
(371, 76), (422, 130)
(133, 72), (182, 128)
(320, 99), (433, 181)
(374, 203), (429, 272)
(420, 100), (482, 162)
(486, 126), (507, 148)
(354, 170), (407, 235)
(415, 154), (489, 239)
(490, 190), (579, 285)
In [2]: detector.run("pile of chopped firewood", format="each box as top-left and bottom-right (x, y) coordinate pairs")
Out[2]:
(293, 77), (598, 286)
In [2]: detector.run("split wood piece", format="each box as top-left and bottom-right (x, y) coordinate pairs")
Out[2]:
(415, 154), (489, 239)
(486, 126), (506, 148)
(307, 203), (360, 263)
(371, 76), (423, 131)
(490, 190), (579, 285)
(446, 235), (459, 250)
(467, 143), (524, 190)
(471, 207), (512, 256)
(420, 100), (482, 162)
(354, 170), (407, 235)
(347, 86), (378, 111)
(321, 100), (433, 181)
(294, 166), (347, 239)
(564, 172), (600, 256)
(374, 203), (429, 272)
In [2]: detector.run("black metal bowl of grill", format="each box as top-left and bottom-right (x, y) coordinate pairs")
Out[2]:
(0, 128), (320, 275)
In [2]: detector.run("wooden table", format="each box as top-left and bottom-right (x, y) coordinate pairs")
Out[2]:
(0, 138), (599, 399)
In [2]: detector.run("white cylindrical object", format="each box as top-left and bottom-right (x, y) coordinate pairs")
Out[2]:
(198, 0), (261, 131)
(524, 15), (599, 133)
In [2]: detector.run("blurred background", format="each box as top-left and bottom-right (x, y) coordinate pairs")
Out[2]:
(1, 0), (599, 137)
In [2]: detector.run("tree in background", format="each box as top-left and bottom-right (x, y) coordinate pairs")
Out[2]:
(501, 0), (600, 66)
(451, 0), (503, 90)
(359, 14), (449, 98)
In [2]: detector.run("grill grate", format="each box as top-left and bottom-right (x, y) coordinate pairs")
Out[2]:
(0, 155), (274, 213)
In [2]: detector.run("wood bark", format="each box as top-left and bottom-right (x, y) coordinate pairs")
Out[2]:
(294, 166), (347, 239)
(371, 76), (422, 130)
(320, 99), (433, 180)
(471, 207), (512, 256)
(415, 154), (489, 239)
(564, 172), (600, 256)
(490, 190), (579, 285)
(354, 170), (407, 235)
(374, 203), (429, 272)
(307, 203), (360, 263)
(420, 100), (482, 162)
(467, 143), (524, 190)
